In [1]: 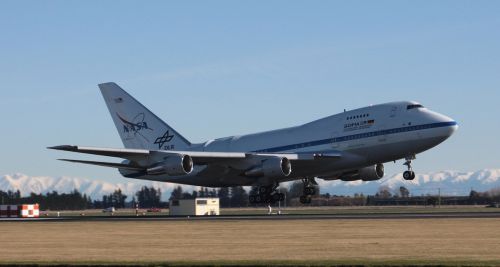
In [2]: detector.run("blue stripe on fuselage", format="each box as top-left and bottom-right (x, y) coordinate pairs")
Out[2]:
(254, 121), (457, 153)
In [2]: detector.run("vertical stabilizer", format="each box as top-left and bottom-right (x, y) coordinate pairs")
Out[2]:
(98, 82), (191, 151)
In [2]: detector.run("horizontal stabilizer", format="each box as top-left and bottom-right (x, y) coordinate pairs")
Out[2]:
(59, 159), (144, 171)
(49, 145), (149, 159)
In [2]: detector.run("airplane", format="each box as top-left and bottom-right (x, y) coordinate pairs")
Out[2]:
(49, 82), (458, 204)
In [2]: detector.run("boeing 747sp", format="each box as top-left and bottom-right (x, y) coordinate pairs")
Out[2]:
(49, 83), (457, 204)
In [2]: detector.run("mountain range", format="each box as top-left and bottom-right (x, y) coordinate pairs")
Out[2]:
(1, 169), (500, 200)
(317, 169), (500, 196)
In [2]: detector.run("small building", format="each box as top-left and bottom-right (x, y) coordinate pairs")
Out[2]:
(169, 198), (219, 216)
(0, 205), (19, 218)
(0, 204), (39, 218)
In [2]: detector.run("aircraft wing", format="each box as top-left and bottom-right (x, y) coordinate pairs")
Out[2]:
(48, 145), (247, 163)
(48, 145), (341, 165)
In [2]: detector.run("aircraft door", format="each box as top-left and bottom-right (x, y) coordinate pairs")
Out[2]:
(378, 125), (387, 142)
(389, 106), (400, 118)
(379, 105), (400, 143)
(332, 131), (339, 148)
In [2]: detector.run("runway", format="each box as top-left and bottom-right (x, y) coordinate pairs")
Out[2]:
(2, 211), (500, 222)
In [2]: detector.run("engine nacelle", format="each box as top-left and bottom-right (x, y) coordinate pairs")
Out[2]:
(358, 163), (385, 181)
(146, 155), (194, 176)
(340, 164), (385, 181)
(118, 160), (144, 178)
(245, 157), (292, 178)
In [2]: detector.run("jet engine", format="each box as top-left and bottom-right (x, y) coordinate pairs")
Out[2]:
(340, 164), (385, 181)
(146, 154), (194, 176)
(245, 157), (292, 178)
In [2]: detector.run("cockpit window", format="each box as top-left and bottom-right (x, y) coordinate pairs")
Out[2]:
(407, 104), (424, 110)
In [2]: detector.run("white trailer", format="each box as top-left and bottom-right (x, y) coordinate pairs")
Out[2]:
(169, 198), (219, 216)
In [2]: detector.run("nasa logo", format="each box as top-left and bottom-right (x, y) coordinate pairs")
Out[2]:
(117, 113), (153, 141)
(154, 130), (175, 150)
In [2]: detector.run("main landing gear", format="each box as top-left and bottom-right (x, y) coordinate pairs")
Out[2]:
(299, 178), (317, 204)
(403, 155), (416, 180)
(249, 183), (285, 204)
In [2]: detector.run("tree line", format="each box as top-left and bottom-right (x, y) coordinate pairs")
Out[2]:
(0, 189), (93, 210)
(0, 186), (163, 210)
(1, 183), (499, 210)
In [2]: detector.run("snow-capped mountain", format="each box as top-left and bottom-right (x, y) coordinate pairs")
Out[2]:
(1, 169), (500, 200)
(317, 169), (500, 196)
(0, 173), (195, 200)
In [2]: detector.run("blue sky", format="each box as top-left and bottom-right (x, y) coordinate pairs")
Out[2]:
(1, 1), (499, 184)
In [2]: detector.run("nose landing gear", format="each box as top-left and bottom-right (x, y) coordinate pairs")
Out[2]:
(403, 155), (416, 180)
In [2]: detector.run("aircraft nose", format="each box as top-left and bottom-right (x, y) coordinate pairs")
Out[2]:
(436, 114), (458, 138)
(443, 120), (458, 137)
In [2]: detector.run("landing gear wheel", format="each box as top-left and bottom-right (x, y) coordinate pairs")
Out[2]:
(259, 186), (269, 194)
(402, 155), (417, 180)
(300, 195), (311, 204)
(249, 195), (256, 204)
(403, 171), (415, 180)
(271, 193), (281, 203)
(304, 187), (316, 195)
(250, 183), (281, 204)
(298, 178), (316, 205)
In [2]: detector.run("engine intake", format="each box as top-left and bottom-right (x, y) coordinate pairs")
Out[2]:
(146, 155), (193, 176)
(245, 157), (292, 178)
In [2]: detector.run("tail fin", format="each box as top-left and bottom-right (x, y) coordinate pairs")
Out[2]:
(98, 82), (191, 151)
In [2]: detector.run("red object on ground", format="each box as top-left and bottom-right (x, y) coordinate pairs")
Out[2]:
(0, 204), (40, 218)
(147, 208), (161, 212)
(20, 204), (40, 218)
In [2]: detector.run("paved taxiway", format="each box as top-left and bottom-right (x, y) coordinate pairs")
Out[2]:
(2, 211), (500, 222)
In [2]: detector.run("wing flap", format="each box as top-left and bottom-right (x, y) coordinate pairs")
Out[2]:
(252, 151), (341, 160)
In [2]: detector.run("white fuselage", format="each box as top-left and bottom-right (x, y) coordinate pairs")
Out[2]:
(155, 101), (457, 186)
